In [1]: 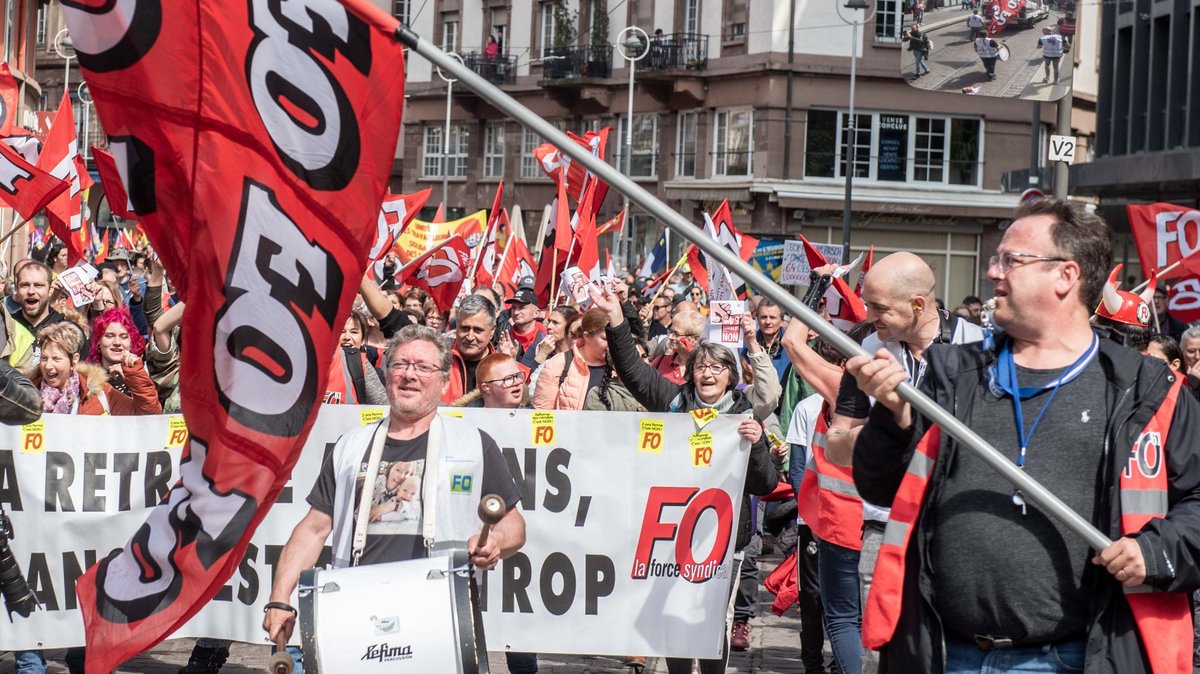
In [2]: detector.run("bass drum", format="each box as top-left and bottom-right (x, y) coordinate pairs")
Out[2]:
(298, 550), (488, 673)
(997, 44), (1011, 61)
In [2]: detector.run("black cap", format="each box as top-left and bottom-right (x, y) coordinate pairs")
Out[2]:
(107, 248), (132, 262)
(517, 275), (536, 291)
(506, 287), (539, 306)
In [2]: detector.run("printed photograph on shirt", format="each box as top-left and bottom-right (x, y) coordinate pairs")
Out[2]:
(354, 459), (425, 535)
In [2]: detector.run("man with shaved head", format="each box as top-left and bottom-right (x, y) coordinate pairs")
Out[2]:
(824, 251), (982, 674)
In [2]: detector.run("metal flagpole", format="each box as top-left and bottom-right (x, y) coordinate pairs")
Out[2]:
(393, 25), (1112, 552)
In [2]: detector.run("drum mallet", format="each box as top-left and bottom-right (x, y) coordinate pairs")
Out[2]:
(475, 494), (506, 551)
(267, 634), (292, 674)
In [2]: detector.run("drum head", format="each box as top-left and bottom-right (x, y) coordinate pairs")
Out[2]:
(998, 44), (1010, 61)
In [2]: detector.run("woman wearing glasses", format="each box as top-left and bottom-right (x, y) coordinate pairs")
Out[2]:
(592, 285), (780, 674)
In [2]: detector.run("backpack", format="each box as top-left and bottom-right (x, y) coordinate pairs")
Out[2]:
(924, 35), (934, 51)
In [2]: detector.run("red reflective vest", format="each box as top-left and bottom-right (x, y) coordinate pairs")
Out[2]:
(323, 348), (369, 405)
(863, 377), (1190, 674)
(796, 404), (864, 551)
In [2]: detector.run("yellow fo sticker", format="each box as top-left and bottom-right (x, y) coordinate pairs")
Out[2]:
(638, 419), (665, 453)
(20, 420), (45, 454)
(165, 416), (189, 448)
(690, 431), (714, 467)
(690, 408), (718, 430)
(360, 408), (386, 426)
(443, 410), (465, 419)
(531, 411), (556, 445)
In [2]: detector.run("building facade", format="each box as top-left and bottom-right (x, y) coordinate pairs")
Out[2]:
(392, 0), (1098, 301)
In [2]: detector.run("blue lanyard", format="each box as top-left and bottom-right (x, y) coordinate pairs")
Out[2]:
(992, 334), (1099, 468)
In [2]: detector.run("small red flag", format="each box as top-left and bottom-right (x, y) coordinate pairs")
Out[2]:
(397, 235), (473, 313)
(0, 140), (69, 221)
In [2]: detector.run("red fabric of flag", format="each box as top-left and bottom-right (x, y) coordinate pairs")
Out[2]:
(570, 180), (600, 280)
(62, 0), (406, 671)
(93, 146), (136, 221)
(475, 208), (508, 290)
(687, 199), (758, 299)
(854, 245), (874, 297)
(368, 188), (430, 262)
(397, 235), (472, 314)
(38, 95), (87, 261)
(535, 176), (571, 305)
(596, 208), (625, 236)
(498, 235), (536, 299)
(1128, 203), (1200, 280)
(0, 62), (19, 136)
(532, 127), (610, 203)
(0, 140), (69, 221)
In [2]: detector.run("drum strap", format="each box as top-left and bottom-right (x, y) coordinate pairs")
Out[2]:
(351, 421), (388, 567)
(422, 415), (445, 550)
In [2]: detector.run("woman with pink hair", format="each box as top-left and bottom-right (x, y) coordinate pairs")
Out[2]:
(82, 307), (161, 414)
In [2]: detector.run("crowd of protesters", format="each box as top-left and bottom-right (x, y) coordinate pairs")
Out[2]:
(11, 198), (1200, 674)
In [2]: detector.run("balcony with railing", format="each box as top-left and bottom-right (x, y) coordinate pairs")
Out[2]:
(641, 33), (709, 72)
(541, 44), (613, 80)
(463, 52), (516, 85)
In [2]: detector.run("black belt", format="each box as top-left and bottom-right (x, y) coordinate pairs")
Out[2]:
(973, 635), (1014, 651)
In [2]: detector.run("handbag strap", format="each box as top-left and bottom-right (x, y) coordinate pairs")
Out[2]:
(351, 421), (388, 566)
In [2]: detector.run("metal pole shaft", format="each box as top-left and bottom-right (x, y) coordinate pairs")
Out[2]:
(841, 20), (858, 264)
(1053, 81), (1072, 199)
(443, 82), (452, 215)
(623, 59), (634, 265)
(393, 25), (1112, 553)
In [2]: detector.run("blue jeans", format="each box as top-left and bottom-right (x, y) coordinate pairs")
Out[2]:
(15, 649), (84, 674)
(945, 639), (1085, 673)
(915, 51), (930, 74)
(818, 539), (862, 674)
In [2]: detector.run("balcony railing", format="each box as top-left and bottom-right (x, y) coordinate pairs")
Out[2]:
(542, 44), (613, 80)
(463, 52), (516, 85)
(642, 33), (709, 72)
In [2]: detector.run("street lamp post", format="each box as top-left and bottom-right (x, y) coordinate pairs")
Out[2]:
(53, 29), (75, 93)
(434, 52), (464, 239)
(835, 0), (876, 263)
(616, 26), (648, 266)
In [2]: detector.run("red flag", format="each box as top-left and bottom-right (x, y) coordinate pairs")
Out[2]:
(498, 235), (537, 299)
(38, 95), (87, 261)
(686, 199), (758, 299)
(532, 127), (611, 205)
(988, 0), (1026, 35)
(368, 188), (430, 262)
(470, 180), (504, 278)
(854, 245), (874, 297)
(75, 153), (94, 192)
(596, 208), (626, 236)
(0, 62), (19, 136)
(474, 208), (508, 289)
(1128, 203), (1200, 280)
(0, 140), (69, 220)
(534, 177), (572, 304)
(63, 0), (406, 670)
(432, 201), (445, 223)
(797, 234), (867, 330)
(93, 146), (136, 221)
(570, 180), (600, 280)
(397, 235), (472, 313)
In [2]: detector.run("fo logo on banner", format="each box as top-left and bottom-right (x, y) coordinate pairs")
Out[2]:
(630, 486), (733, 583)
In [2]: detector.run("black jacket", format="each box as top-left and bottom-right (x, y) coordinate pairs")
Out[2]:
(853, 335), (1200, 674)
(608, 321), (780, 548)
(0, 360), (41, 426)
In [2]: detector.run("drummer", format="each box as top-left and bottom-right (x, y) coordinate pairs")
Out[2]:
(973, 29), (1002, 80)
(263, 324), (526, 669)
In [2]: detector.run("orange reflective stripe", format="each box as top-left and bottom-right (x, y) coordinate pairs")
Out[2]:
(1120, 375), (1189, 674)
(797, 408), (865, 551)
(862, 425), (941, 650)
(324, 348), (364, 405)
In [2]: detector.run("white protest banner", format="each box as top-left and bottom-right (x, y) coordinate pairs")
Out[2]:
(781, 240), (843, 285)
(0, 407), (748, 659)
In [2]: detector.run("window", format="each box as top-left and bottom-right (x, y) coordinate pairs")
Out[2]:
(392, 0), (411, 24)
(713, 109), (752, 176)
(676, 112), (698, 177)
(803, 109), (983, 186)
(875, 0), (901, 42)
(540, 4), (556, 57)
(484, 123), (506, 178)
(619, 114), (658, 178)
(423, 125), (469, 178)
(521, 127), (542, 178)
(35, 6), (47, 48)
(683, 0), (699, 34)
(442, 19), (458, 53)
(913, 117), (947, 182)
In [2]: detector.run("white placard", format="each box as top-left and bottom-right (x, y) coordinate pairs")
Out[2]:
(781, 241), (843, 285)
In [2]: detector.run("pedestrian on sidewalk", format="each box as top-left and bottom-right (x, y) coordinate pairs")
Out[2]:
(903, 25), (932, 78)
(1039, 26), (1064, 83)
(973, 29), (1001, 80)
(912, 0), (925, 24)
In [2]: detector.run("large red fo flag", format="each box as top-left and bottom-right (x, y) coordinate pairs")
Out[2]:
(398, 235), (473, 313)
(38, 95), (88, 261)
(1128, 203), (1200, 280)
(685, 199), (758, 299)
(988, 0), (1026, 35)
(0, 62), (19, 136)
(62, 0), (406, 670)
(0, 140), (69, 220)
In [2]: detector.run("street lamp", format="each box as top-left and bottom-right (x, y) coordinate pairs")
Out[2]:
(53, 29), (75, 92)
(834, 0), (876, 263)
(435, 52), (465, 242)
(616, 26), (648, 265)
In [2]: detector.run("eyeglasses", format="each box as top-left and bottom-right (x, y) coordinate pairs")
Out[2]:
(95, 298), (118, 308)
(482, 373), (523, 388)
(987, 251), (1068, 273)
(654, 304), (670, 311)
(668, 330), (695, 339)
(694, 363), (729, 375)
(387, 361), (443, 378)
